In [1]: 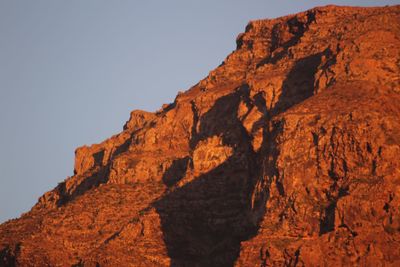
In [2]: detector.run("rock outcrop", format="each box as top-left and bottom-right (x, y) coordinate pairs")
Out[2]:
(1, 5), (400, 266)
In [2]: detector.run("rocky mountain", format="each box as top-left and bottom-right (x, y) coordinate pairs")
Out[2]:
(1, 5), (400, 266)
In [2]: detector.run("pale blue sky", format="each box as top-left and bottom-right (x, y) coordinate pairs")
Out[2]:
(1, 0), (399, 223)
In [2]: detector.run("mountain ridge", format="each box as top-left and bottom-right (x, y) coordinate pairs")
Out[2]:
(1, 5), (400, 266)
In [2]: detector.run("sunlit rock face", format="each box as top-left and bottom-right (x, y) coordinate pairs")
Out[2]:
(1, 5), (400, 266)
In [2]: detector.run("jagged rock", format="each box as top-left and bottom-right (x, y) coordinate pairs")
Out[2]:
(1, 5), (400, 266)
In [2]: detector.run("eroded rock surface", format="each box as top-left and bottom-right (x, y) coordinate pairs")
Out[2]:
(1, 5), (400, 266)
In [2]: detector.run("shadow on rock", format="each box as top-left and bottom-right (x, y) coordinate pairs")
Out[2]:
(154, 87), (261, 266)
(152, 52), (325, 266)
(272, 51), (325, 114)
(162, 157), (192, 187)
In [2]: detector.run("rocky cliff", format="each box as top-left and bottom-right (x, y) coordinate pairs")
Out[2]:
(1, 5), (400, 266)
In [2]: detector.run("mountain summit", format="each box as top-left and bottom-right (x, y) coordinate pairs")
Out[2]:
(1, 5), (400, 266)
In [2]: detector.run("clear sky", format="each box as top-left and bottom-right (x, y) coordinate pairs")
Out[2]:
(0, 0), (399, 223)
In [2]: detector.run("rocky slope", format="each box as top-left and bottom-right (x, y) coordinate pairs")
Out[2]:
(1, 5), (400, 266)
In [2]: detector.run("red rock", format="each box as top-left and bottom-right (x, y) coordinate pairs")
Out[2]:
(1, 5), (399, 266)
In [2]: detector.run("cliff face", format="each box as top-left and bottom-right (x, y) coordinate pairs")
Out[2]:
(1, 5), (400, 266)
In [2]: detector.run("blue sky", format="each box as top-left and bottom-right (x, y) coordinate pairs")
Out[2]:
(1, 0), (399, 223)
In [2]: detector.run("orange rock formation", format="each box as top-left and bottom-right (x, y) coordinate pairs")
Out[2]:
(1, 5), (400, 266)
